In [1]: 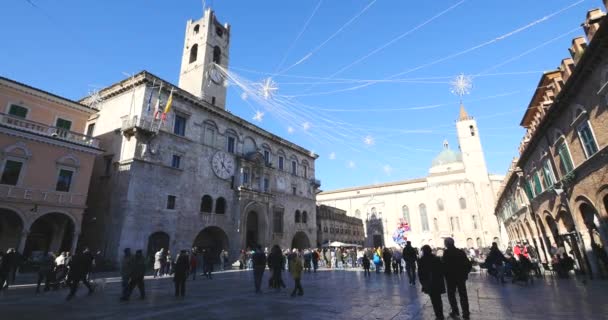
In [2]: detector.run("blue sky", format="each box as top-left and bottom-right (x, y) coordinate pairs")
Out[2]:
(0, 0), (599, 190)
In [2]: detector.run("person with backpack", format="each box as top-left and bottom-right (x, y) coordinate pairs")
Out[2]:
(442, 237), (471, 320)
(372, 249), (382, 274)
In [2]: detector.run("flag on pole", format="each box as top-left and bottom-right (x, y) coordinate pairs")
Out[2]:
(161, 87), (174, 121)
(146, 79), (156, 113)
(153, 82), (164, 120)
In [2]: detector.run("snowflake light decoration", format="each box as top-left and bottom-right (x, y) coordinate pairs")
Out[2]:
(88, 89), (103, 109)
(260, 77), (278, 100)
(302, 122), (311, 131)
(253, 110), (264, 122)
(450, 73), (473, 98)
(363, 135), (375, 146)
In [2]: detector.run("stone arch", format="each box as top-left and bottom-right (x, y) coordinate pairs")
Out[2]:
(193, 226), (229, 265)
(0, 208), (25, 251)
(571, 104), (587, 122)
(189, 44), (198, 63)
(56, 154), (80, 167)
(4, 142), (32, 159)
(291, 231), (311, 249)
(242, 201), (268, 249)
(24, 212), (76, 257)
(146, 231), (170, 258)
(595, 185), (608, 217)
(544, 213), (561, 247)
(466, 238), (474, 248)
(243, 136), (257, 154)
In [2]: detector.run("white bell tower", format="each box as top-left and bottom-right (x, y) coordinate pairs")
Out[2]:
(178, 8), (230, 109)
(456, 104), (489, 182)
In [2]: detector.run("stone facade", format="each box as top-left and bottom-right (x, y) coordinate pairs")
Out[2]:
(494, 7), (608, 277)
(80, 9), (318, 264)
(316, 205), (365, 246)
(317, 108), (504, 250)
(0, 77), (101, 257)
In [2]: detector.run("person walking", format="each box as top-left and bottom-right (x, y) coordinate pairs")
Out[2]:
(373, 250), (382, 274)
(202, 248), (213, 279)
(190, 248), (198, 281)
(418, 245), (446, 320)
(119, 248), (133, 300)
(268, 245), (285, 290)
(173, 250), (190, 298)
(362, 254), (371, 277)
(66, 250), (95, 300)
(165, 250), (173, 276)
(442, 237), (471, 320)
(485, 242), (507, 284)
(0, 251), (9, 290)
(122, 250), (146, 301)
(312, 249), (320, 272)
(35, 252), (55, 293)
(290, 252), (304, 297)
(5, 249), (21, 286)
(154, 248), (165, 277)
(403, 241), (418, 285)
(382, 248), (393, 274)
(252, 245), (266, 293)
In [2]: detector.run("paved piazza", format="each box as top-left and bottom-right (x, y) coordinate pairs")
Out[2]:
(1, 270), (607, 320)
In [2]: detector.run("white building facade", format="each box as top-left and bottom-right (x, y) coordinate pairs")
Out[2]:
(317, 106), (505, 249)
(80, 9), (319, 264)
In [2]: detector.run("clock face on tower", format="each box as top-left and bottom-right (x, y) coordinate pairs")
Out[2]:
(211, 151), (235, 180)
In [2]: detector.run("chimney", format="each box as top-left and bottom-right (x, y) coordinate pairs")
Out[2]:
(583, 8), (606, 41)
(560, 58), (575, 82)
(568, 37), (587, 63)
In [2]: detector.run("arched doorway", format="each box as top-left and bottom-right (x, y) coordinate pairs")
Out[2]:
(147, 232), (170, 259)
(291, 231), (311, 249)
(545, 215), (561, 246)
(24, 212), (74, 257)
(193, 226), (229, 264)
(246, 211), (259, 248)
(0, 208), (24, 251)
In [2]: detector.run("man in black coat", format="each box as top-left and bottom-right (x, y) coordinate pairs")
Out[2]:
(173, 250), (190, 297)
(418, 245), (446, 320)
(122, 250), (146, 301)
(402, 241), (418, 285)
(66, 250), (94, 300)
(382, 248), (392, 274)
(442, 237), (471, 320)
(252, 245), (266, 293)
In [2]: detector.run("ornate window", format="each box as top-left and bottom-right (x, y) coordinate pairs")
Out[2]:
(401, 206), (410, 222)
(189, 44), (198, 63)
(459, 197), (467, 210)
(556, 140), (574, 174)
(577, 121), (599, 158)
(215, 197), (226, 214)
(541, 159), (556, 187)
(200, 195), (213, 213)
(437, 199), (444, 211)
(419, 204), (429, 231)
(273, 209), (284, 233)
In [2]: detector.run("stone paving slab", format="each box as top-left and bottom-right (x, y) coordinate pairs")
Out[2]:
(1, 270), (607, 320)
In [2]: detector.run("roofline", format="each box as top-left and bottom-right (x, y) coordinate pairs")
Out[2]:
(519, 69), (561, 127)
(0, 76), (97, 114)
(319, 177), (427, 195)
(81, 70), (318, 159)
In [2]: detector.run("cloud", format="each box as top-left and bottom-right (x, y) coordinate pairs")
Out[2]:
(383, 164), (393, 175)
(329, 152), (336, 160)
(347, 160), (356, 169)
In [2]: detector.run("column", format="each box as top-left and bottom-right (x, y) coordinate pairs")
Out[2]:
(70, 231), (80, 255)
(17, 230), (29, 253)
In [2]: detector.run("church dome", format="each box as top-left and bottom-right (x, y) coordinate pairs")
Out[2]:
(431, 140), (462, 167)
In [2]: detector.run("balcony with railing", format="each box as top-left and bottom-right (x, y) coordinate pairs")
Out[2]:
(0, 113), (100, 148)
(121, 115), (161, 136)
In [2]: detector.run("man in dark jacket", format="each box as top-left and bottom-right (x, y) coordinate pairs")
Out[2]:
(382, 248), (392, 274)
(66, 250), (94, 300)
(418, 245), (446, 320)
(252, 245), (266, 293)
(122, 250), (146, 301)
(36, 252), (55, 293)
(5, 249), (20, 286)
(485, 242), (507, 283)
(173, 250), (190, 297)
(442, 237), (471, 320)
(403, 241), (418, 285)
(202, 249), (214, 279)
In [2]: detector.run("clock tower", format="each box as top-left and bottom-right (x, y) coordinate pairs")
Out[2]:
(178, 8), (230, 110)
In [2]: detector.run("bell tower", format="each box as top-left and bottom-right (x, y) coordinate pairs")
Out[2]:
(456, 104), (489, 183)
(178, 8), (230, 109)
